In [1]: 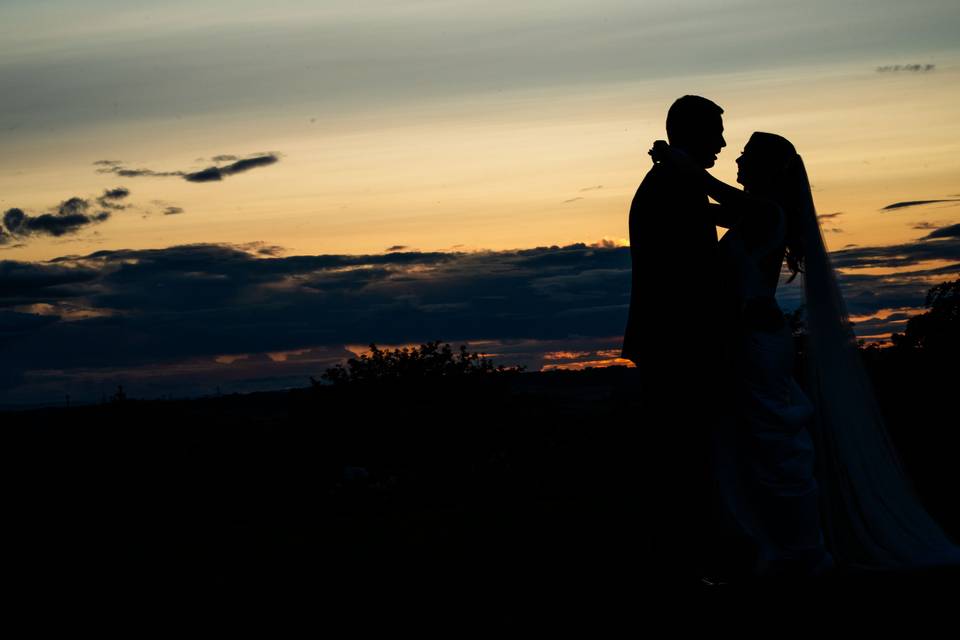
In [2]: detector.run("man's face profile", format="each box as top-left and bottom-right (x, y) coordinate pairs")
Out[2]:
(691, 114), (726, 169)
(665, 96), (726, 169)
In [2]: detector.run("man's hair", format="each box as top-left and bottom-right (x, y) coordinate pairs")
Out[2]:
(665, 95), (723, 144)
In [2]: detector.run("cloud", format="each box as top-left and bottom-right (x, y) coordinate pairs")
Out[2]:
(2, 199), (111, 240)
(562, 197), (584, 204)
(99, 167), (182, 178)
(818, 212), (843, 219)
(881, 199), (960, 211)
(0, 309), (63, 337)
(2, 208), (25, 232)
(163, 207), (185, 216)
(0, 242), (628, 402)
(24, 211), (110, 236)
(96, 187), (131, 210)
(185, 154), (278, 181)
(923, 223), (960, 240)
(828, 236), (959, 270)
(95, 153), (280, 183)
(386, 245), (408, 252)
(1, 237), (956, 405)
(0, 260), (99, 298)
(876, 64), (935, 72)
(589, 237), (628, 249)
(101, 187), (130, 200)
(579, 185), (604, 192)
(912, 222), (938, 230)
(774, 232), (959, 334)
(847, 312), (915, 338)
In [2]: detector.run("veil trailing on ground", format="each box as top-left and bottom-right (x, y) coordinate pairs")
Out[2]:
(790, 156), (960, 570)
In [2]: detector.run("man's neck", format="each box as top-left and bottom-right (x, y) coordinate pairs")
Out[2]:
(671, 144), (709, 170)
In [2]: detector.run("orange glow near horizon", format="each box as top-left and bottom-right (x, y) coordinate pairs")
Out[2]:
(541, 358), (635, 372)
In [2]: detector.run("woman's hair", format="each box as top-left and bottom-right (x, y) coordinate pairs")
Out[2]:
(780, 153), (812, 283)
(745, 132), (805, 282)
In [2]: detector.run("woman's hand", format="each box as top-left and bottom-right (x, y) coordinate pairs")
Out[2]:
(648, 140), (700, 176)
(647, 139), (670, 164)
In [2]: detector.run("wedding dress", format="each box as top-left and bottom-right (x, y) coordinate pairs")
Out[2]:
(715, 155), (960, 574)
(712, 197), (831, 576)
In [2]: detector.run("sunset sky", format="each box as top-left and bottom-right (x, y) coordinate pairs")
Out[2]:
(2, 0), (958, 404)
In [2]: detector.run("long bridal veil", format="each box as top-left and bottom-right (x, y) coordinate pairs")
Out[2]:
(791, 156), (960, 570)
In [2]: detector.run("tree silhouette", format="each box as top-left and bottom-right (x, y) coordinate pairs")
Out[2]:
(890, 278), (959, 353)
(316, 340), (525, 386)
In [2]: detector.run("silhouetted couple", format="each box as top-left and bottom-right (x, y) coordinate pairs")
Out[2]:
(621, 95), (959, 585)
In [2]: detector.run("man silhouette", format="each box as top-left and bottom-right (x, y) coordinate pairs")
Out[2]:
(620, 95), (736, 582)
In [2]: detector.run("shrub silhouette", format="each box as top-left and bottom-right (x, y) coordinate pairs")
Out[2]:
(317, 340), (525, 386)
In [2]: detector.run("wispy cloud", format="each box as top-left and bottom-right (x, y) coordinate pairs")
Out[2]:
(876, 63), (935, 72)
(95, 153), (280, 183)
(829, 236), (959, 270)
(96, 187), (131, 210)
(882, 198), (960, 211)
(183, 154), (279, 183)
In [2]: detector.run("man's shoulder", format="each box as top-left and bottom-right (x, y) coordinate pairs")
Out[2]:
(631, 165), (665, 207)
(636, 163), (670, 192)
(632, 164), (700, 210)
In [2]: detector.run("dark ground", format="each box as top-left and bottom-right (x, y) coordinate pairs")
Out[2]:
(6, 356), (959, 600)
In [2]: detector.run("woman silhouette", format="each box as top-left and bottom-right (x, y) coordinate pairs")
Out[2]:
(651, 133), (960, 577)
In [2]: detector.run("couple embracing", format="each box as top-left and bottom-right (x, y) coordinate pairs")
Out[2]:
(620, 95), (959, 584)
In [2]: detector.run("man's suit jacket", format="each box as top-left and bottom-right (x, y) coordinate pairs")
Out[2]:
(620, 163), (723, 372)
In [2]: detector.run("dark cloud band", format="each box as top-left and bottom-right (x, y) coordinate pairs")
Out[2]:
(1, 236), (956, 405)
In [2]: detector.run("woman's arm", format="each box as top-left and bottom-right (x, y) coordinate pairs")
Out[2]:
(708, 203), (739, 229)
(649, 140), (776, 225)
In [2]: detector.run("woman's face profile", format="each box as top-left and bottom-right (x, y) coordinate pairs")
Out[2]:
(735, 145), (755, 188)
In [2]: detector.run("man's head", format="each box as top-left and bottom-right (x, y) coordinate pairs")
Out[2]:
(665, 95), (725, 168)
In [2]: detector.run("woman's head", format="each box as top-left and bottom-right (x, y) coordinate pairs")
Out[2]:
(735, 132), (798, 193)
(737, 132), (807, 281)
